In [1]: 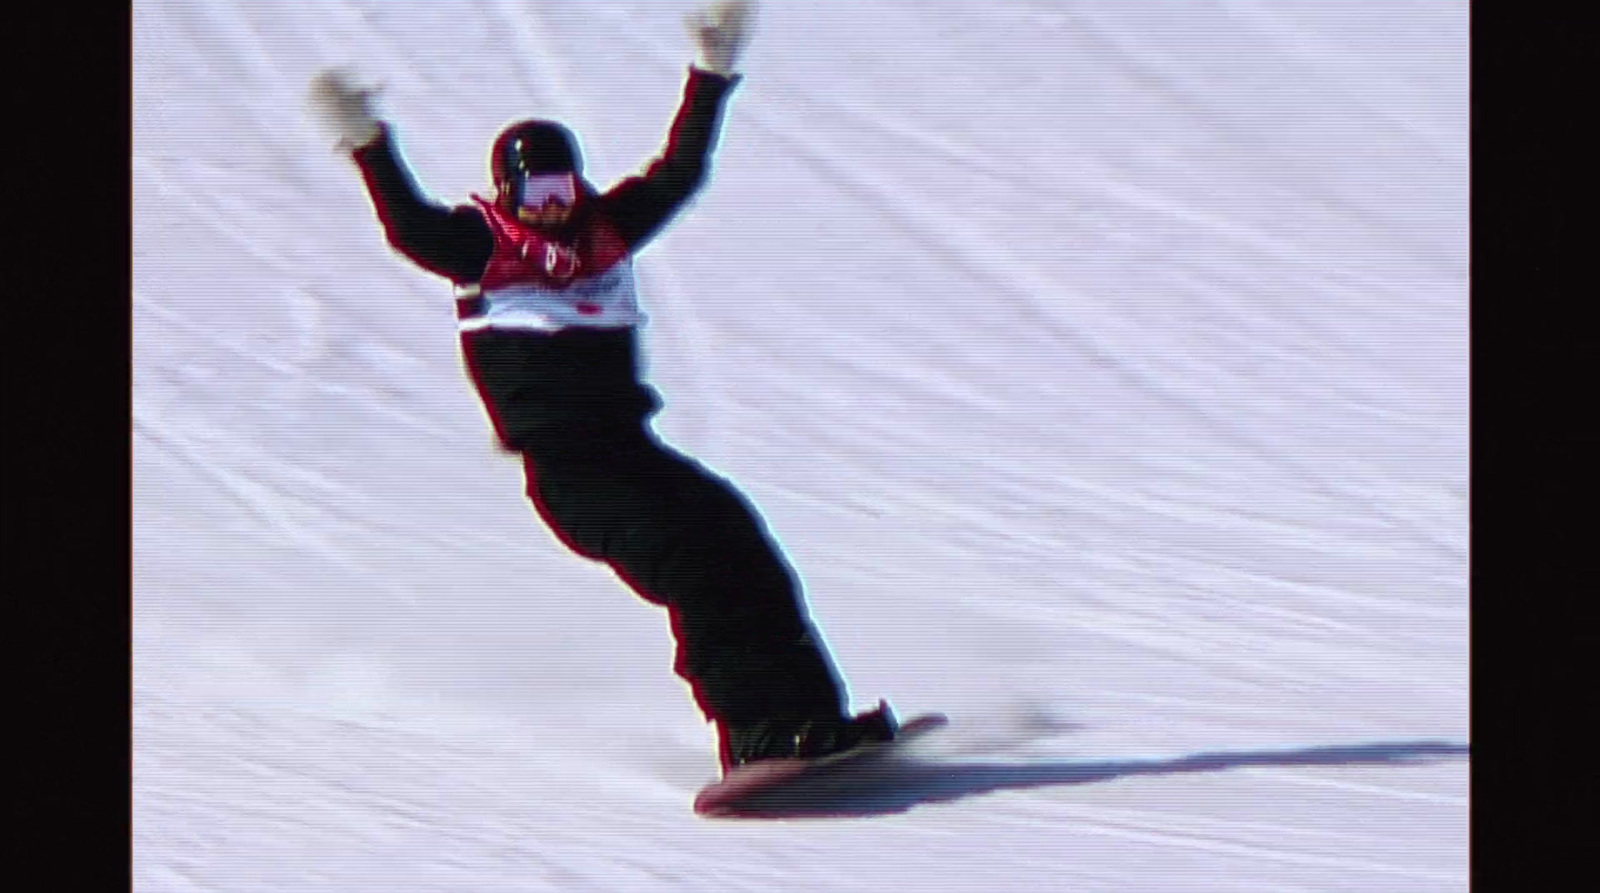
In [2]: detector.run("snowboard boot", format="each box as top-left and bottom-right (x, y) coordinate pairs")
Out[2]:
(717, 699), (899, 772)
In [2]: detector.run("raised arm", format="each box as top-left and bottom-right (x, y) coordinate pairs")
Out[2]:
(309, 70), (493, 284)
(600, 69), (743, 251)
(600, 1), (758, 251)
(352, 127), (493, 283)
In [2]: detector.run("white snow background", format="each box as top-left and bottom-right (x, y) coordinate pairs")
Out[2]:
(133, 1), (1468, 890)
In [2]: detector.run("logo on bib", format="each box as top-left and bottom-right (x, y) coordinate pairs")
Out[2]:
(518, 239), (582, 281)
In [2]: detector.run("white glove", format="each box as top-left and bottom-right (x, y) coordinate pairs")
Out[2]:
(685, 0), (757, 77)
(307, 67), (384, 152)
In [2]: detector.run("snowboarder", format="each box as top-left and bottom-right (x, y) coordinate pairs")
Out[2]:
(308, 0), (896, 773)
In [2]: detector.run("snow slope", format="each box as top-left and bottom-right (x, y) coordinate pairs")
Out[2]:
(133, 1), (1468, 890)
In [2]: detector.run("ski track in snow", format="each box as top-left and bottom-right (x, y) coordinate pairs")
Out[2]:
(607, 4), (1465, 578)
(134, 1), (1467, 890)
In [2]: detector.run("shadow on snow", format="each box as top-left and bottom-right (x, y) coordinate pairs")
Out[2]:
(708, 739), (1470, 820)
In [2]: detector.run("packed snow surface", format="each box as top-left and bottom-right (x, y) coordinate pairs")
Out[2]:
(134, 1), (1467, 890)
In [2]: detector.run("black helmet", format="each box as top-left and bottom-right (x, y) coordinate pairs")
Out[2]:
(491, 120), (582, 191)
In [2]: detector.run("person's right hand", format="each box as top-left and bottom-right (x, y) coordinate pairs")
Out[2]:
(308, 68), (384, 152)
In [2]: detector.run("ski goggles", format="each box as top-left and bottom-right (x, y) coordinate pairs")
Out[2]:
(517, 172), (578, 209)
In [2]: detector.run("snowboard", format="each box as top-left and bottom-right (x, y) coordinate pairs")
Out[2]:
(693, 712), (948, 817)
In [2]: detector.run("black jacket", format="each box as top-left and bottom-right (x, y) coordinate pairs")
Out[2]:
(352, 68), (741, 453)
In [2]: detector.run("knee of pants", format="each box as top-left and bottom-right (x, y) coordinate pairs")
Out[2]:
(654, 535), (798, 602)
(523, 480), (609, 562)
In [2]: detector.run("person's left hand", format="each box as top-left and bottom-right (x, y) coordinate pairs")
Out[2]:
(685, 0), (758, 76)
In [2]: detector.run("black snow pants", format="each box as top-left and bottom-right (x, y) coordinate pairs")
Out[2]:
(520, 434), (847, 727)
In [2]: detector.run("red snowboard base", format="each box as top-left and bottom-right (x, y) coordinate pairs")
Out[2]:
(693, 713), (949, 817)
